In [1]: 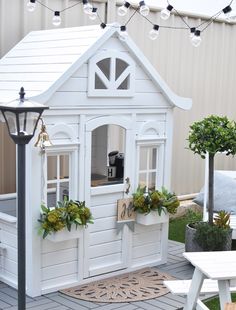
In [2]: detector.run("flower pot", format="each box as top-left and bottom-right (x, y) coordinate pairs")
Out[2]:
(185, 223), (232, 252)
(185, 223), (204, 252)
(46, 225), (84, 242)
(136, 210), (169, 226)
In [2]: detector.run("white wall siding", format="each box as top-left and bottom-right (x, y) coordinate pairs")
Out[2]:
(41, 239), (79, 290)
(132, 223), (162, 268)
(0, 221), (17, 287)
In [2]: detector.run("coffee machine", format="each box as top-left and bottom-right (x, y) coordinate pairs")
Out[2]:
(108, 151), (124, 179)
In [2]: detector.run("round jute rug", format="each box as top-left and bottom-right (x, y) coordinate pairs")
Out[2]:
(60, 267), (174, 303)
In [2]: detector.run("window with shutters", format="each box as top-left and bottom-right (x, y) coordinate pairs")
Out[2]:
(88, 51), (135, 97)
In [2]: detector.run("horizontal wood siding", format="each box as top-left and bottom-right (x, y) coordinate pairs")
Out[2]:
(132, 223), (162, 267)
(49, 92), (168, 107)
(0, 221), (17, 286)
(41, 238), (79, 289)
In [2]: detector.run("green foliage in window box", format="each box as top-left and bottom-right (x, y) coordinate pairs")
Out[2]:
(132, 186), (180, 215)
(38, 199), (94, 239)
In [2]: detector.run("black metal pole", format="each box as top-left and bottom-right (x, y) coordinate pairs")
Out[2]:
(17, 144), (26, 310)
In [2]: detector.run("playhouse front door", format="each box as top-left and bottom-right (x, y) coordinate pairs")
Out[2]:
(83, 120), (133, 278)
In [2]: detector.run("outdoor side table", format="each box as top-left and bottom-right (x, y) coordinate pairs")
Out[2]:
(183, 251), (236, 310)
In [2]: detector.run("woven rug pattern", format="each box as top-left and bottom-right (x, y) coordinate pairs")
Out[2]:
(61, 267), (174, 303)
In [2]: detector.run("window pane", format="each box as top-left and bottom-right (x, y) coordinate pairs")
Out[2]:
(115, 59), (128, 79)
(149, 148), (157, 170)
(60, 155), (69, 179)
(148, 172), (156, 191)
(117, 76), (129, 90)
(139, 147), (148, 170)
(47, 156), (57, 180)
(47, 183), (57, 208)
(97, 58), (110, 79)
(139, 172), (147, 189)
(59, 182), (69, 201)
(95, 73), (107, 89)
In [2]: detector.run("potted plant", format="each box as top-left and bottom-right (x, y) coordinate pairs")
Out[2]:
(38, 199), (94, 242)
(186, 115), (236, 251)
(132, 186), (180, 225)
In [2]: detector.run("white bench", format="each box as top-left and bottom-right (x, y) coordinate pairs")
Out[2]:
(164, 279), (236, 310)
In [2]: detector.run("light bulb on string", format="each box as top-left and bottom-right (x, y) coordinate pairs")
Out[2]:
(100, 22), (106, 29)
(118, 2), (130, 17)
(139, 1), (149, 17)
(89, 8), (97, 20)
(160, 5), (173, 20)
(148, 25), (159, 40)
(191, 30), (201, 47)
(223, 5), (236, 22)
(83, 0), (93, 15)
(52, 11), (61, 26)
(26, 0), (36, 12)
(119, 25), (128, 41)
(189, 27), (196, 38)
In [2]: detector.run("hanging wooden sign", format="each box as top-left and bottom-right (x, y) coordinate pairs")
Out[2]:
(117, 198), (135, 223)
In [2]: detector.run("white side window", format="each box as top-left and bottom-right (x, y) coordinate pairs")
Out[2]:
(88, 51), (135, 97)
(138, 145), (163, 190)
(47, 153), (70, 207)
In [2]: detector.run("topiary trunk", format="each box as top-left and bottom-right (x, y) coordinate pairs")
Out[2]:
(208, 153), (214, 226)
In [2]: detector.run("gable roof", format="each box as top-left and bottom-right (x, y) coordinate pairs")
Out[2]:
(0, 23), (192, 110)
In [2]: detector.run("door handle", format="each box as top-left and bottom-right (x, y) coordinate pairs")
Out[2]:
(125, 177), (131, 195)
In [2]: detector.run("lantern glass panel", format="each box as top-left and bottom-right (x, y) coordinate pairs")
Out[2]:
(19, 111), (40, 136)
(4, 111), (17, 135)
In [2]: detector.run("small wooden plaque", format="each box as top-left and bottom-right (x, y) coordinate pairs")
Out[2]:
(117, 198), (135, 223)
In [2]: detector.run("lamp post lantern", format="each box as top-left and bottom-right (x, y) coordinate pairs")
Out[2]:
(0, 87), (48, 310)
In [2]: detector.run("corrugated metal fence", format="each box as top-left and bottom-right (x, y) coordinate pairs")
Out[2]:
(1, 0), (236, 194)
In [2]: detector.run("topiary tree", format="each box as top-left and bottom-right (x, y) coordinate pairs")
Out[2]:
(188, 115), (236, 225)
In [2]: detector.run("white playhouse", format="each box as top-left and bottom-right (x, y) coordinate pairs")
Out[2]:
(0, 24), (191, 297)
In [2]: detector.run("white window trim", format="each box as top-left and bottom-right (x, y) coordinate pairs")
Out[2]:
(44, 145), (78, 205)
(88, 50), (135, 97)
(136, 141), (165, 190)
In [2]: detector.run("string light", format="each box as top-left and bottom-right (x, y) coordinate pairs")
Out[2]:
(100, 22), (106, 29)
(89, 8), (98, 20)
(52, 11), (61, 26)
(82, 0), (93, 15)
(25, 0), (236, 48)
(139, 1), (150, 17)
(189, 27), (196, 38)
(223, 5), (236, 22)
(26, 0), (36, 12)
(160, 5), (173, 20)
(148, 24), (159, 40)
(191, 30), (202, 47)
(119, 25), (129, 41)
(118, 1), (131, 17)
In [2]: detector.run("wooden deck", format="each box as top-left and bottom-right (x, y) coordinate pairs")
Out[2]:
(0, 240), (204, 310)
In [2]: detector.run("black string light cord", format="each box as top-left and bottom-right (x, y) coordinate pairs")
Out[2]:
(27, 0), (236, 43)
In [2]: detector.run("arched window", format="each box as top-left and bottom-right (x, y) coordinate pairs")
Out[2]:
(88, 51), (135, 97)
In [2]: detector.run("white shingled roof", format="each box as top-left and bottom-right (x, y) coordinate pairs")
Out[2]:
(0, 23), (192, 110)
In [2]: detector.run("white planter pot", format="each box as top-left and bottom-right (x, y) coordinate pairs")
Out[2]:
(46, 225), (84, 242)
(136, 210), (169, 226)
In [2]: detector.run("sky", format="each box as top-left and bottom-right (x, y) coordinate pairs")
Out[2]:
(137, 0), (236, 17)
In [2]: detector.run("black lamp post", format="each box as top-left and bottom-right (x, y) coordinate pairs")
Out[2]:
(0, 87), (48, 310)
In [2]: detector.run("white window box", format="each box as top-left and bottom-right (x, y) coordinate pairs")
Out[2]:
(136, 210), (169, 226)
(46, 225), (84, 242)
